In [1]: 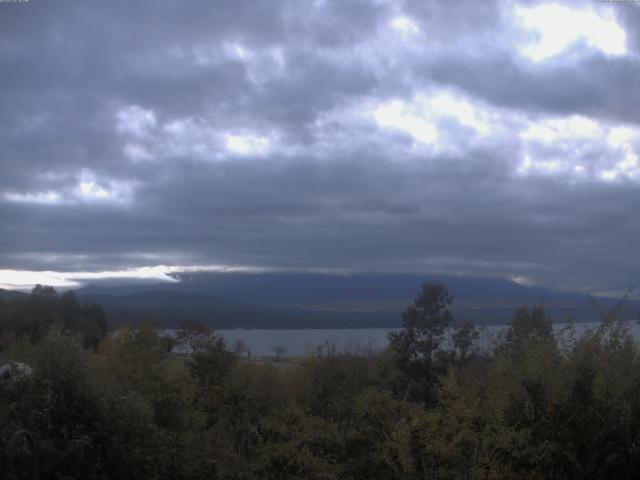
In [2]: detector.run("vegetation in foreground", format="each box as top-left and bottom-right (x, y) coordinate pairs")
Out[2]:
(1, 283), (640, 479)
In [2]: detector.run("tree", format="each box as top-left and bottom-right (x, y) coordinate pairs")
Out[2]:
(189, 336), (238, 390)
(176, 319), (213, 355)
(0, 286), (108, 348)
(451, 320), (479, 363)
(271, 345), (287, 362)
(31, 284), (57, 297)
(101, 322), (169, 393)
(388, 282), (453, 405)
(232, 339), (251, 359)
(505, 305), (553, 347)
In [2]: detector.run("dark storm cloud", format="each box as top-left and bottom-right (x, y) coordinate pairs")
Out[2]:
(1, 0), (639, 293)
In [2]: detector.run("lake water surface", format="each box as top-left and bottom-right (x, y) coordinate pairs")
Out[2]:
(202, 321), (639, 357)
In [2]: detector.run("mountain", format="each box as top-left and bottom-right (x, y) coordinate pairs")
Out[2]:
(72, 273), (640, 328)
(75, 289), (393, 329)
(0, 288), (28, 301)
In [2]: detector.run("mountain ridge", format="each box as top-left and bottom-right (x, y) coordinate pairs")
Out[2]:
(69, 273), (638, 328)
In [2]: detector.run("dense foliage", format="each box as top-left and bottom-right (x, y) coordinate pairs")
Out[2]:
(0, 285), (107, 350)
(2, 283), (640, 479)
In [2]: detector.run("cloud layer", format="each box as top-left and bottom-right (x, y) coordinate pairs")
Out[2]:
(1, 0), (639, 293)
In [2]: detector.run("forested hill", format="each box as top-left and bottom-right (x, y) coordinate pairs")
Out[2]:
(0, 289), (27, 301)
(70, 273), (639, 328)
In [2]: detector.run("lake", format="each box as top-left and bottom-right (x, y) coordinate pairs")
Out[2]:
(174, 320), (639, 357)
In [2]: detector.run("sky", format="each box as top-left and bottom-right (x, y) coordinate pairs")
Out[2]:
(0, 0), (639, 294)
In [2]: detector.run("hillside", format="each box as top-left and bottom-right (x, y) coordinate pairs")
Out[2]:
(71, 273), (639, 328)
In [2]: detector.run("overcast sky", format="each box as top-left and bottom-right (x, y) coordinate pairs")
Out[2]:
(1, 0), (639, 294)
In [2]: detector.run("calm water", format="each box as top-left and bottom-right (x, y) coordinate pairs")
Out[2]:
(173, 321), (640, 357)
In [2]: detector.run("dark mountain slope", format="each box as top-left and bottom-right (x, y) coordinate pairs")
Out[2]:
(72, 273), (639, 328)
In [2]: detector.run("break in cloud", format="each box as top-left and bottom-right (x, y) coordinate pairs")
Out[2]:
(0, 0), (639, 294)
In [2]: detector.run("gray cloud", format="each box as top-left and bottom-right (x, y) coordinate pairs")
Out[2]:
(0, 0), (639, 293)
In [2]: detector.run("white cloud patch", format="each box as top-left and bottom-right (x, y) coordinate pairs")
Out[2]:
(430, 93), (490, 136)
(608, 126), (636, 148)
(4, 191), (62, 205)
(3, 170), (133, 206)
(225, 133), (272, 156)
(75, 169), (123, 201)
(520, 115), (599, 143)
(374, 99), (438, 145)
(0, 266), (179, 290)
(116, 105), (157, 136)
(373, 91), (493, 150)
(115, 108), (278, 162)
(518, 114), (640, 181)
(508, 274), (536, 287)
(390, 16), (419, 35)
(0, 265), (266, 290)
(515, 3), (627, 61)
